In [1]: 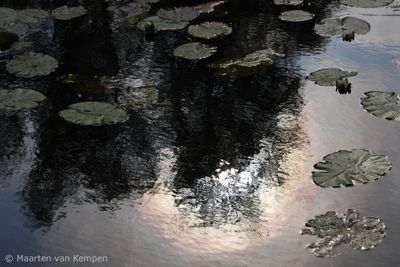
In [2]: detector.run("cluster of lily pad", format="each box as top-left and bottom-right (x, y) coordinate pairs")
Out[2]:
(300, 0), (400, 258)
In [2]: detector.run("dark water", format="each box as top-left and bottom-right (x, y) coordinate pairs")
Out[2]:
(0, 0), (400, 266)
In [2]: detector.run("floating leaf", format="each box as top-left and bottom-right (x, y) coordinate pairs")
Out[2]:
(17, 9), (49, 24)
(308, 68), (357, 86)
(312, 149), (391, 187)
(279, 10), (315, 22)
(302, 209), (386, 257)
(339, 0), (393, 8)
(137, 16), (189, 32)
(0, 31), (19, 50)
(193, 1), (225, 14)
(174, 42), (217, 60)
(0, 8), (18, 28)
(52, 6), (88, 21)
(274, 0), (304, 5)
(361, 91), (400, 121)
(118, 86), (159, 110)
(209, 49), (283, 75)
(157, 7), (200, 22)
(2, 23), (29, 36)
(0, 88), (46, 110)
(187, 22), (232, 39)
(6, 52), (59, 78)
(314, 17), (370, 37)
(59, 102), (129, 126)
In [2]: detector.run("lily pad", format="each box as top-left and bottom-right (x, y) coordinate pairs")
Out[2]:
(137, 16), (189, 32)
(17, 9), (49, 24)
(173, 42), (217, 60)
(0, 8), (18, 28)
(209, 49), (283, 75)
(118, 86), (159, 110)
(274, 0), (304, 5)
(157, 7), (200, 22)
(51, 6), (88, 21)
(6, 52), (59, 78)
(59, 102), (129, 126)
(187, 22), (232, 39)
(339, 0), (393, 8)
(312, 149), (391, 187)
(361, 91), (400, 121)
(0, 31), (19, 50)
(308, 68), (357, 86)
(194, 1), (225, 14)
(0, 88), (46, 110)
(314, 17), (370, 37)
(279, 10), (315, 22)
(302, 209), (386, 257)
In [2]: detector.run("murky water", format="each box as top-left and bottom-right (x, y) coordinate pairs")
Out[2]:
(1, 0), (400, 266)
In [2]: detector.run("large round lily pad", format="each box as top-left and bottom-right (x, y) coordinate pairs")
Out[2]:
(312, 149), (391, 187)
(339, 0), (393, 8)
(308, 68), (357, 86)
(361, 91), (400, 121)
(137, 16), (189, 32)
(0, 88), (46, 110)
(173, 42), (217, 60)
(302, 209), (386, 257)
(187, 22), (232, 39)
(0, 31), (19, 50)
(6, 52), (59, 78)
(59, 102), (129, 126)
(0, 8), (17, 28)
(274, 0), (304, 5)
(157, 7), (200, 22)
(279, 10), (315, 22)
(314, 17), (370, 36)
(51, 6), (88, 20)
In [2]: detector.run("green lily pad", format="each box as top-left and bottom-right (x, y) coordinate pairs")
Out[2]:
(137, 16), (189, 32)
(17, 9), (49, 24)
(0, 88), (46, 110)
(274, 0), (304, 5)
(308, 68), (357, 86)
(187, 22), (232, 39)
(0, 31), (19, 50)
(339, 0), (393, 8)
(302, 209), (386, 257)
(174, 42), (217, 60)
(0, 8), (18, 28)
(194, 1), (225, 14)
(2, 23), (29, 36)
(118, 86), (159, 110)
(312, 149), (391, 187)
(314, 17), (370, 37)
(361, 91), (400, 121)
(6, 52), (59, 78)
(279, 10), (315, 22)
(51, 6), (88, 21)
(157, 7), (200, 22)
(59, 102), (129, 126)
(209, 49), (283, 75)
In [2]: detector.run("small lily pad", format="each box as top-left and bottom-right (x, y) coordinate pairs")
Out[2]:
(0, 8), (18, 28)
(194, 1), (225, 14)
(187, 22), (232, 39)
(52, 6), (88, 21)
(302, 209), (386, 257)
(274, 0), (304, 5)
(361, 91), (400, 121)
(6, 52), (59, 78)
(279, 10), (315, 22)
(314, 17), (370, 37)
(174, 42), (217, 60)
(157, 7), (200, 22)
(0, 31), (19, 50)
(59, 102), (129, 126)
(209, 49), (283, 75)
(312, 149), (391, 187)
(339, 0), (393, 8)
(308, 68), (357, 86)
(0, 88), (46, 110)
(17, 9), (49, 24)
(118, 86), (159, 110)
(137, 16), (189, 32)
